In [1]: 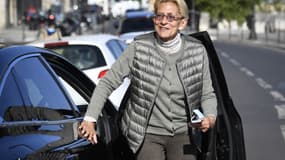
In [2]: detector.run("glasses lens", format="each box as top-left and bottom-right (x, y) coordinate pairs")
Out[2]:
(155, 14), (164, 21)
(155, 14), (182, 22)
(166, 15), (176, 22)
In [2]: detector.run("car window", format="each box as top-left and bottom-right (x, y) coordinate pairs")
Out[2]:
(0, 56), (74, 122)
(51, 45), (107, 70)
(106, 39), (127, 59)
(58, 77), (88, 106)
(118, 39), (128, 50)
(16, 57), (72, 109)
(0, 73), (24, 119)
(120, 17), (154, 34)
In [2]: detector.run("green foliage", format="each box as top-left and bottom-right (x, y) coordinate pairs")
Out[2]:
(272, 0), (285, 12)
(192, 0), (262, 25)
(257, 0), (284, 12)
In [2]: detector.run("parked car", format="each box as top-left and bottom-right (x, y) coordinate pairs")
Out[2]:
(0, 45), (120, 160)
(115, 10), (154, 44)
(28, 34), (128, 109)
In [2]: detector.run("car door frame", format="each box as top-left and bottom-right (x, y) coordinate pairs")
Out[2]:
(42, 50), (120, 157)
(190, 31), (246, 160)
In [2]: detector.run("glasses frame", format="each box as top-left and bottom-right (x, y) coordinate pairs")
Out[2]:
(153, 14), (184, 22)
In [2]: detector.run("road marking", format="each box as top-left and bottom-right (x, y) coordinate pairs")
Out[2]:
(256, 77), (273, 89)
(270, 91), (285, 102)
(240, 67), (255, 77)
(281, 125), (285, 143)
(229, 58), (241, 66)
(220, 51), (230, 58)
(275, 105), (285, 119)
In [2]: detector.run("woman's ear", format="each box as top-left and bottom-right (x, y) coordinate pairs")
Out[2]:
(179, 18), (188, 30)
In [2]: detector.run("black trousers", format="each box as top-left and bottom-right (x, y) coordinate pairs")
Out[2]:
(136, 133), (197, 160)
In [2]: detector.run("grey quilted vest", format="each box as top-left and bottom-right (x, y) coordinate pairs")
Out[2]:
(120, 33), (205, 153)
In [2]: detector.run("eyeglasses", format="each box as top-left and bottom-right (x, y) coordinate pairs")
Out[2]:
(154, 14), (184, 22)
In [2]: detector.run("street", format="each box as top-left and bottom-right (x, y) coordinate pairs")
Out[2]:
(1, 17), (285, 159)
(214, 40), (285, 160)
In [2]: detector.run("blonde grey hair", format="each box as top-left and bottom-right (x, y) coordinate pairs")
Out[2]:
(153, 0), (189, 19)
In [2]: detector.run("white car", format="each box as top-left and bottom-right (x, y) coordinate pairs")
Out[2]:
(28, 34), (129, 109)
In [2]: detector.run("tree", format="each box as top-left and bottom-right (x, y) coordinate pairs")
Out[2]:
(191, 0), (261, 39)
(194, 0), (261, 24)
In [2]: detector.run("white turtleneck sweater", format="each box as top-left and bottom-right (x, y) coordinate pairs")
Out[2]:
(156, 33), (182, 54)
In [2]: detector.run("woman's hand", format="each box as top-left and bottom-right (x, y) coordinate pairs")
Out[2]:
(190, 116), (216, 132)
(78, 120), (98, 144)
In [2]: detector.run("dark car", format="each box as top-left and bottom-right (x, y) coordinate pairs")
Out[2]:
(0, 45), (118, 160)
(0, 31), (245, 160)
(115, 10), (154, 44)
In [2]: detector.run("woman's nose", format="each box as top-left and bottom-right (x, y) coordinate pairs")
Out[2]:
(160, 16), (168, 24)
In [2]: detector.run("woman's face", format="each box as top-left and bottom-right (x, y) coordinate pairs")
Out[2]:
(153, 2), (187, 42)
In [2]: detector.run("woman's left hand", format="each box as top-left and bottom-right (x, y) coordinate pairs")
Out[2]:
(190, 116), (216, 132)
(200, 116), (216, 132)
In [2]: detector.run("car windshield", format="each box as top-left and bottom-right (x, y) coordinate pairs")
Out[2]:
(49, 45), (107, 70)
(106, 39), (127, 59)
(120, 17), (154, 34)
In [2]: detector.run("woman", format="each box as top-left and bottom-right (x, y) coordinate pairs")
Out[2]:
(79, 0), (217, 159)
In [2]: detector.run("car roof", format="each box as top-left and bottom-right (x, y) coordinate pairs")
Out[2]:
(62, 34), (120, 42)
(0, 45), (59, 77)
(0, 45), (52, 66)
(125, 10), (154, 19)
(29, 34), (121, 47)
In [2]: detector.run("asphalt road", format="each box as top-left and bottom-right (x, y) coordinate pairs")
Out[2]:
(214, 40), (285, 160)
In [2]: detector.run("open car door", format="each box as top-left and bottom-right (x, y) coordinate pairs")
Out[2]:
(190, 31), (246, 160)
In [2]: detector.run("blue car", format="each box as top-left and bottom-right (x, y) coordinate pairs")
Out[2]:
(0, 45), (119, 160)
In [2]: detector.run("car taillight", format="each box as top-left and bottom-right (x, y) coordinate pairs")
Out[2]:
(44, 41), (69, 48)
(98, 69), (108, 78)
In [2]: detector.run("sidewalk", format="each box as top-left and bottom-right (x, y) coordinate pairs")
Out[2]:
(207, 29), (285, 50)
(0, 23), (104, 45)
(0, 26), (38, 45)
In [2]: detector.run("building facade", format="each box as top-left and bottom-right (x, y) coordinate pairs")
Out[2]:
(0, 0), (73, 30)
